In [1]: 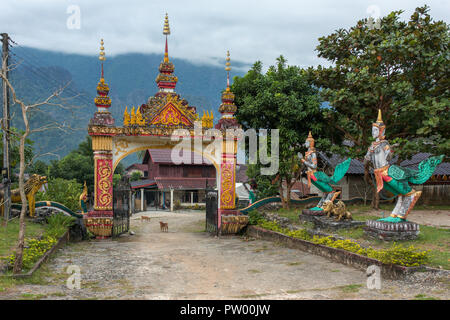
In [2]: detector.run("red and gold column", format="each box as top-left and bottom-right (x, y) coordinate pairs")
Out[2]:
(215, 51), (248, 234)
(85, 136), (114, 239)
(85, 39), (114, 239)
(218, 139), (248, 234)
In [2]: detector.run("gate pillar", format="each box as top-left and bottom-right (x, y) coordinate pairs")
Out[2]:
(218, 139), (248, 234)
(86, 136), (114, 239)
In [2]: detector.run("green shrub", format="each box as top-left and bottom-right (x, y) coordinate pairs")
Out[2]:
(257, 220), (429, 267)
(248, 210), (264, 225)
(35, 178), (82, 212)
(130, 171), (143, 182)
(45, 213), (76, 239)
(5, 236), (57, 271)
(174, 200), (182, 210)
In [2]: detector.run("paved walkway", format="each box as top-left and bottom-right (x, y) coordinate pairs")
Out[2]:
(1, 210), (448, 300)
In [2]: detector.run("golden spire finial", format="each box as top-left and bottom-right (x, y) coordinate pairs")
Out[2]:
(377, 109), (383, 123)
(225, 50), (231, 71)
(163, 13), (170, 63)
(99, 39), (106, 62)
(308, 131), (313, 139)
(163, 13), (170, 35)
(225, 50), (231, 91)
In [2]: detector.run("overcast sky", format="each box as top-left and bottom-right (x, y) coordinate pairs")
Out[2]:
(1, 0), (448, 70)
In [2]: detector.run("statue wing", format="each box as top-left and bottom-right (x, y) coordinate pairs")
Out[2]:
(388, 155), (444, 185)
(388, 165), (416, 181)
(330, 158), (352, 184)
(408, 155), (444, 185)
(314, 171), (332, 184)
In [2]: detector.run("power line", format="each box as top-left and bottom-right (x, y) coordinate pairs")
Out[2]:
(9, 44), (94, 106)
(10, 52), (93, 106)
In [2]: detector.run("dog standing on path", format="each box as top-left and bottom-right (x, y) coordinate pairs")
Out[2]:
(159, 221), (168, 232)
(141, 216), (151, 222)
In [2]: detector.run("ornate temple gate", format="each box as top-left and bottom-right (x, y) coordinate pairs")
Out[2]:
(205, 188), (218, 235)
(85, 18), (248, 239)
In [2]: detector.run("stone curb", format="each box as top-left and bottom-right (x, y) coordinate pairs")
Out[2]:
(1, 230), (70, 278)
(247, 225), (430, 280)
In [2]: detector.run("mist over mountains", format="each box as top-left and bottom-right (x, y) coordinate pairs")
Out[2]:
(2, 46), (245, 166)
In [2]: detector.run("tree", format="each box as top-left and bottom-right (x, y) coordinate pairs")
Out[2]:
(130, 171), (143, 182)
(233, 56), (339, 208)
(28, 159), (48, 176)
(310, 5), (449, 208)
(1, 57), (73, 274)
(245, 164), (278, 200)
(35, 178), (82, 212)
(48, 135), (125, 194)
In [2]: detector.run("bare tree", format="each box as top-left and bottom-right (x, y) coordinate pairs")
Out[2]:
(1, 57), (75, 274)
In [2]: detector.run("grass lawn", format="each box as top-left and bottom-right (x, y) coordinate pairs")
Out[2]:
(0, 218), (47, 258)
(272, 204), (450, 270)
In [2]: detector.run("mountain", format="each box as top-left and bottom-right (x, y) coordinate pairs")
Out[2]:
(1, 46), (246, 166)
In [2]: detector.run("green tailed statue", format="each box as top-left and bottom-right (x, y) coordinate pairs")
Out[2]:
(364, 110), (444, 222)
(299, 132), (352, 210)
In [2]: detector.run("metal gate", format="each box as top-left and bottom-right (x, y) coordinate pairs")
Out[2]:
(112, 177), (131, 237)
(205, 188), (218, 235)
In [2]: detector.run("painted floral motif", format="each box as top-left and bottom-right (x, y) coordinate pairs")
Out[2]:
(150, 103), (191, 126)
(220, 162), (235, 209)
(96, 158), (113, 210)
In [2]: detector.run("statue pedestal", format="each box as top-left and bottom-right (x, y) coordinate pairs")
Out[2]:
(312, 216), (365, 231)
(364, 220), (420, 241)
(300, 209), (327, 223)
(220, 209), (248, 235)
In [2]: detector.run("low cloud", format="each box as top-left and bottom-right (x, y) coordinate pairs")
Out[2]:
(2, 0), (449, 71)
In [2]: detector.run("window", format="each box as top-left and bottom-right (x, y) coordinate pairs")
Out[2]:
(182, 191), (199, 203)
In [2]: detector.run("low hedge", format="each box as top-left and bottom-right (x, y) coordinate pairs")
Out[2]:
(2, 213), (76, 272)
(256, 219), (429, 267)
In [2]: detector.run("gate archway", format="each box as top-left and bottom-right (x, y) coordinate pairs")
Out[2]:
(84, 18), (248, 239)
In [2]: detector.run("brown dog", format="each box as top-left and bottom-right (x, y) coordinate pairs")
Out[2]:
(141, 216), (151, 222)
(159, 221), (168, 232)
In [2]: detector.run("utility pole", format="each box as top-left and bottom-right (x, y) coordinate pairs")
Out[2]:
(1, 33), (11, 221)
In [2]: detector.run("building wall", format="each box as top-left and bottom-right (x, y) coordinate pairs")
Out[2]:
(339, 175), (450, 205)
(414, 184), (450, 205)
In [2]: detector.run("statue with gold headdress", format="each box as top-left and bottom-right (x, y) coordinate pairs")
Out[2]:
(79, 181), (88, 214)
(364, 110), (444, 222)
(299, 131), (352, 211)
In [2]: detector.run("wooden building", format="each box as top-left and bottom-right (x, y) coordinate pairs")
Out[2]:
(130, 149), (216, 211)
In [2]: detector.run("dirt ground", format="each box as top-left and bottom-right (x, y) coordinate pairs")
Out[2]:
(0, 210), (449, 300)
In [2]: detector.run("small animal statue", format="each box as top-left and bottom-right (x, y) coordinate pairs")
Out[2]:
(332, 200), (352, 221)
(0, 174), (47, 217)
(322, 200), (335, 218)
(141, 216), (151, 222)
(159, 221), (168, 232)
(321, 200), (352, 221)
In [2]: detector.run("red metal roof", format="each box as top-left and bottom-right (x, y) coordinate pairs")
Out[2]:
(147, 149), (212, 165)
(130, 179), (157, 189)
(155, 177), (216, 190)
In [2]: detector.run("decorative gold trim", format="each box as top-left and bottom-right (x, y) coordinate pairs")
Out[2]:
(92, 136), (113, 151)
(112, 144), (220, 172)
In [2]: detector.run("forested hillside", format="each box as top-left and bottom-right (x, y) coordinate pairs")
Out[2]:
(1, 46), (245, 165)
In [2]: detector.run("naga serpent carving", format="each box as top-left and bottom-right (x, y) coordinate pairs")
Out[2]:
(0, 174), (47, 217)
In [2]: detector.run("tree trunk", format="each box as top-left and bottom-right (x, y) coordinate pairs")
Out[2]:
(13, 107), (29, 274)
(286, 182), (292, 210)
(279, 183), (286, 209)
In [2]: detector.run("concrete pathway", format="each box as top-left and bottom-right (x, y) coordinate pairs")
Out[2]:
(0, 210), (448, 300)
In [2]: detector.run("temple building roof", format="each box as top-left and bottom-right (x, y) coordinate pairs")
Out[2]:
(121, 14), (215, 131)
